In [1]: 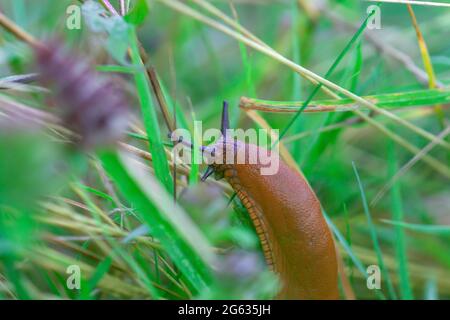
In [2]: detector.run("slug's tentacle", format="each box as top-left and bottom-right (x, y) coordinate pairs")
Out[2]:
(221, 101), (230, 136)
(201, 166), (215, 181)
(202, 100), (230, 182)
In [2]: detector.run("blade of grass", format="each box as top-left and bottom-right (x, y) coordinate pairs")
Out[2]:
(76, 183), (115, 204)
(343, 204), (355, 286)
(290, 0), (305, 160)
(148, 67), (176, 133)
(229, 1), (255, 98)
(188, 102), (200, 185)
(240, 88), (450, 113)
(303, 40), (364, 169)
(352, 162), (397, 299)
(96, 64), (139, 74)
(128, 27), (174, 193)
(227, 1), (264, 134)
(350, 41), (363, 93)
(159, 78), (190, 131)
(0, 11), (40, 47)
(146, 65), (196, 185)
(406, 4), (445, 128)
(387, 140), (413, 299)
(381, 220), (450, 235)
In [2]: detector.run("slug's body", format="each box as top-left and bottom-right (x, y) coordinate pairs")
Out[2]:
(206, 103), (339, 299)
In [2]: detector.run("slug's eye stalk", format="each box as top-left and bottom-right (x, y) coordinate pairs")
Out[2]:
(221, 100), (230, 138)
(201, 100), (230, 182)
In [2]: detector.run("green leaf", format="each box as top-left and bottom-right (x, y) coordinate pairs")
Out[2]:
(125, 0), (150, 26)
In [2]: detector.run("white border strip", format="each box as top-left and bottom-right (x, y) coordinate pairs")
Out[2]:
(366, 0), (450, 8)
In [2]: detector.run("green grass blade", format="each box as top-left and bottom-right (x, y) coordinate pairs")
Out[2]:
(290, 1), (304, 160)
(350, 41), (363, 93)
(388, 140), (413, 299)
(241, 88), (450, 113)
(381, 220), (450, 235)
(128, 27), (173, 193)
(189, 111), (200, 185)
(302, 39), (364, 169)
(352, 162), (397, 299)
(96, 64), (140, 74)
(158, 75), (190, 131)
(76, 183), (115, 204)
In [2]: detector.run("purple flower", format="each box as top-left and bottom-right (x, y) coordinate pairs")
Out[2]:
(35, 40), (129, 148)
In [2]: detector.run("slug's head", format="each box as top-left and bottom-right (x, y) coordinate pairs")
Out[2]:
(202, 101), (240, 181)
(201, 101), (279, 181)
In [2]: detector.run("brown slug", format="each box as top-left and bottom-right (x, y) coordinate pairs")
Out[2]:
(203, 102), (339, 300)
